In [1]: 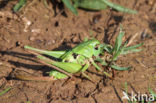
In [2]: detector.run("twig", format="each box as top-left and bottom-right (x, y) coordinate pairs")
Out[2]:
(126, 32), (139, 46)
(135, 59), (148, 69)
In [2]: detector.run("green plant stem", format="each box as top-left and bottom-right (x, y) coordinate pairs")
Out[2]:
(0, 87), (11, 96)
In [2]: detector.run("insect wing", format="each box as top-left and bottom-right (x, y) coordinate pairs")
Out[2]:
(52, 62), (82, 73)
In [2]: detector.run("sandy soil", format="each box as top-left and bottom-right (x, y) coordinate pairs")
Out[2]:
(0, 0), (156, 103)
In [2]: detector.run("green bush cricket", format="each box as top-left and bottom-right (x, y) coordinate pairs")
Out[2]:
(16, 39), (110, 81)
(15, 25), (143, 81)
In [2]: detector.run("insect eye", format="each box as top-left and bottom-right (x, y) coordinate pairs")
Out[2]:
(94, 46), (99, 50)
(72, 53), (78, 59)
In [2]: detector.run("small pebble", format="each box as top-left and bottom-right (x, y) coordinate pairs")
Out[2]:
(141, 75), (145, 79)
(45, 40), (52, 45)
(52, 40), (55, 44)
(35, 39), (43, 44)
(32, 33), (39, 36)
(16, 41), (21, 46)
(72, 37), (79, 43)
(31, 29), (41, 34)
(29, 36), (35, 41)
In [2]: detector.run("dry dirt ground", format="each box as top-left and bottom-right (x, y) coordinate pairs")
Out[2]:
(0, 0), (156, 103)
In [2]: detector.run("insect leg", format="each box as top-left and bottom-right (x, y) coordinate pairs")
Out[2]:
(27, 50), (73, 77)
(90, 58), (112, 78)
(81, 62), (91, 80)
(89, 58), (102, 71)
(24, 45), (66, 58)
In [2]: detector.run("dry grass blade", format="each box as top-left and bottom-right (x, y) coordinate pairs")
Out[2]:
(126, 33), (139, 47)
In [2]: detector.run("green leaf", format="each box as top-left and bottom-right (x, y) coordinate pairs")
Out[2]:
(111, 65), (131, 71)
(95, 57), (108, 66)
(101, 0), (137, 14)
(102, 43), (113, 54)
(121, 49), (142, 55)
(0, 87), (11, 96)
(13, 0), (27, 12)
(84, 37), (89, 42)
(123, 43), (143, 51)
(62, 0), (78, 15)
(73, 0), (107, 10)
(113, 27), (125, 54)
(43, 0), (49, 8)
(124, 82), (128, 93)
(123, 82), (134, 103)
(148, 87), (156, 100)
(112, 48), (122, 61)
(112, 25), (125, 61)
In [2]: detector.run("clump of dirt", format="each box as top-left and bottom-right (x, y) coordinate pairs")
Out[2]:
(0, 0), (156, 103)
